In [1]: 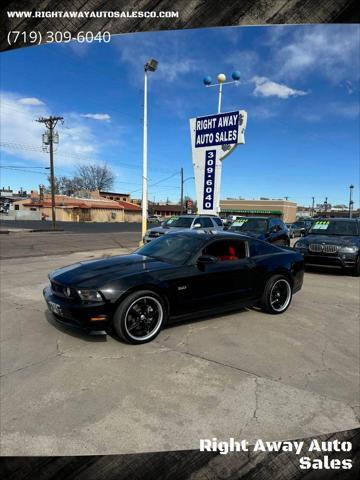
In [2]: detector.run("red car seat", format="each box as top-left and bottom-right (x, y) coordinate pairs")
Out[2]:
(218, 245), (239, 261)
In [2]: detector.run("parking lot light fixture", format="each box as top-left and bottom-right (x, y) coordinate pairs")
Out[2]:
(141, 59), (158, 244)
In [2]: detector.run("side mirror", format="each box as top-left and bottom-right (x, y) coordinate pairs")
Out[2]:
(197, 255), (218, 266)
(193, 223), (202, 228)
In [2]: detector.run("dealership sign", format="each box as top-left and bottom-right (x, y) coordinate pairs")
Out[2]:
(190, 110), (247, 215)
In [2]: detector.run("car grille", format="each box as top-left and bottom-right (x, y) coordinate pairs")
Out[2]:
(309, 244), (339, 254)
(323, 244), (339, 254)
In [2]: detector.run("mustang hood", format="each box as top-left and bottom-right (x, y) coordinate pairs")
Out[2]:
(149, 226), (181, 234)
(49, 254), (173, 288)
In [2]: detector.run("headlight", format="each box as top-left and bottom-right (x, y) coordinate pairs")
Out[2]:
(294, 242), (307, 250)
(339, 246), (358, 254)
(77, 289), (103, 302)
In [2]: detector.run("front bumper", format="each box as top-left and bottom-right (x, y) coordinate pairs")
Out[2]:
(43, 286), (112, 331)
(302, 252), (358, 270)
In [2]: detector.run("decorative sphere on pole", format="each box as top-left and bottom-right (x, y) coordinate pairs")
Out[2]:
(203, 76), (212, 86)
(217, 73), (226, 83)
(232, 70), (241, 81)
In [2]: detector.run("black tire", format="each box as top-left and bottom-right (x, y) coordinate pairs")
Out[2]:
(113, 290), (166, 344)
(260, 275), (292, 314)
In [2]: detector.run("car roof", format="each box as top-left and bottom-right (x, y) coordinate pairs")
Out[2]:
(313, 217), (359, 222)
(231, 216), (270, 220)
(168, 214), (220, 218)
(166, 229), (257, 241)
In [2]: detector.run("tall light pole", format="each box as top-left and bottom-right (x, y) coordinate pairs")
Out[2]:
(203, 71), (241, 113)
(349, 184), (354, 218)
(141, 58), (158, 244)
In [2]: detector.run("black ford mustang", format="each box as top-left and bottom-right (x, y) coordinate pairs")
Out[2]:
(44, 231), (304, 344)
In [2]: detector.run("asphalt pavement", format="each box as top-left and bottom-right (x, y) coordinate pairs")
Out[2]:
(0, 235), (359, 456)
(0, 230), (141, 259)
(0, 219), (142, 233)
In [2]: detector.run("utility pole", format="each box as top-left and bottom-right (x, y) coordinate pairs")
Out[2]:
(36, 116), (63, 230)
(180, 167), (184, 214)
(324, 197), (328, 217)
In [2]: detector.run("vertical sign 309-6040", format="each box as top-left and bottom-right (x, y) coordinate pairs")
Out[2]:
(203, 150), (216, 210)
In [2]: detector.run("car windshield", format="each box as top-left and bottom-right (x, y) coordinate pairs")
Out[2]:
(163, 216), (193, 228)
(309, 220), (359, 236)
(137, 234), (204, 264)
(229, 218), (267, 233)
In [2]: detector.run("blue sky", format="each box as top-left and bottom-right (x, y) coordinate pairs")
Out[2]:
(0, 24), (359, 208)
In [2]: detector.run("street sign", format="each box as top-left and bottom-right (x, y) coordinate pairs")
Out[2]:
(190, 109), (247, 215)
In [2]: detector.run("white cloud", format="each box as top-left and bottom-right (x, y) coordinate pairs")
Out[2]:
(274, 25), (360, 83)
(252, 76), (308, 99)
(0, 92), (100, 167)
(80, 113), (111, 121)
(17, 97), (44, 106)
(113, 34), (201, 85)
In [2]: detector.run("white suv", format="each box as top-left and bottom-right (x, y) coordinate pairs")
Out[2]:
(144, 214), (223, 243)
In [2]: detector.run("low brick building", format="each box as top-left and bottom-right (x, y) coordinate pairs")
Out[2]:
(13, 191), (141, 223)
(220, 199), (297, 223)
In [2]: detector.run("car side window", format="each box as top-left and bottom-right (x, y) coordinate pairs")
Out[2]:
(213, 217), (223, 227)
(277, 220), (285, 230)
(198, 217), (213, 228)
(202, 240), (247, 261)
(250, 240), (278, 257)
(269, 219), (275, 231)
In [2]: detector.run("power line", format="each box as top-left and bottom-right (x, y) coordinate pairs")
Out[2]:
(0, 142), (175, 174)
(0, 166), (49, 175)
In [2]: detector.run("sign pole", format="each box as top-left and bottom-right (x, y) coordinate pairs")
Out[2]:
(218, 83), (222, 114)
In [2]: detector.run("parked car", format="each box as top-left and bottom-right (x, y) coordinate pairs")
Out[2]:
(144, 214), (223, 243)
(286, 223), (301, 239)
(228, 217), (290, 246)
(223, 215), (245, 227)
(147, 214), (162, 224)
(291, 220), (314, 237)
(44, 231), (304, 344)
(294, 218), (360, 276)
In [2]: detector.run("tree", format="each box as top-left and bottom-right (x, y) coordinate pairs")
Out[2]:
(46, 163), (115, 195)
(46, 175), (82, 195)
(75, 163), (114, 191)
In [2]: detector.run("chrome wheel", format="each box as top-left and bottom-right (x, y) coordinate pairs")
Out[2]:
(124, 296), (163, 341)
(269, 279), (291, 312)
